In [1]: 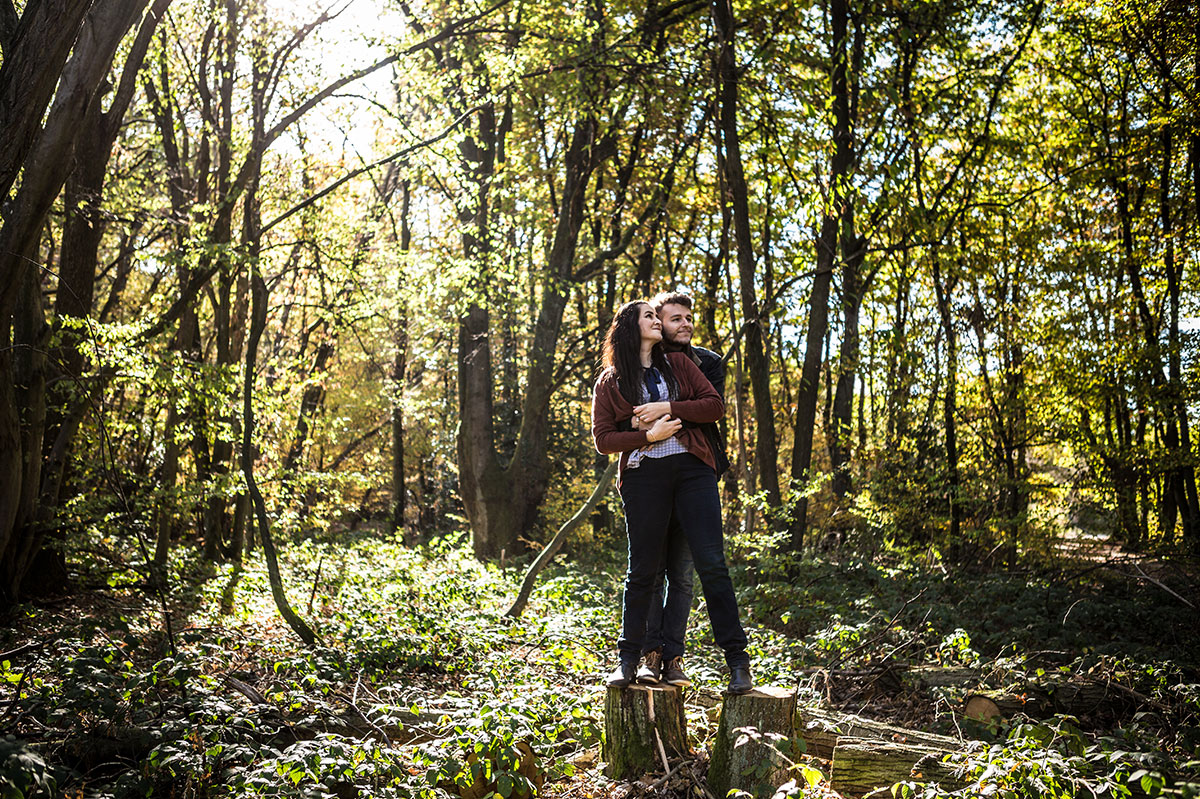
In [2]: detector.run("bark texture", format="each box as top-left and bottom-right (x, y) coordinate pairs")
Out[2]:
(712, 0), (782, 511)
(830, 736), (961, 796)
(708, 687), (797, 799)
(602, 684), (687, 779)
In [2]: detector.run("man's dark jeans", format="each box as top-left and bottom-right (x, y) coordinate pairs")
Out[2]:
(618, 453), (748, 667)
(642, 514), (693, 661)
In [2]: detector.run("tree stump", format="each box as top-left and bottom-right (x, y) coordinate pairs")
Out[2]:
(795, 706), (960, 760)
(602, 684), (687, 780)
(708, 686), (797, 799)
(830, 736), (962, 796)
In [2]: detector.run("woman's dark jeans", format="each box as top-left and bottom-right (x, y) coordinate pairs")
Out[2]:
(618, 453), (749, 668)
(643, 516), (693, 661)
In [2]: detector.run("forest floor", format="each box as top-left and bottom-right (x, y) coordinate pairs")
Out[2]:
(1, 521), (1198, 798)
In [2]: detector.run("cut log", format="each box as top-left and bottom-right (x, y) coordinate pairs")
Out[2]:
(795, 707), (959, 760)
(963, 688), (1052, 722)
(965, 679), (1146, 723)
(1050, 681), (1142, 716)
(830, 736), (962, 796)
(902, 665), (982, 690)
(602, 684), (687, 780)
(708, 686), (797, 799)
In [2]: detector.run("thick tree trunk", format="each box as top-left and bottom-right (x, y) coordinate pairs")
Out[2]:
(712, 0), (782, 512)
(709, 687), (797, 799)
(0, 272), (49, 600)
(963, 688), (1053, 722)
(602, 685), (687, 779)
(44, 0), (171, 546)
(831, 737), (961, 796)
(796, 706), (958, 761)
(458, 115), (606, 560)
(0, 0), (157, 601)
(0, 0), (97, 206)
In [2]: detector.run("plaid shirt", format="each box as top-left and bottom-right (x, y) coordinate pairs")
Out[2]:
(626, 368), (688, 470)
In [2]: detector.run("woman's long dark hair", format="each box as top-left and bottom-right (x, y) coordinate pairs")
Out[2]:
(600, 301), (678, 406)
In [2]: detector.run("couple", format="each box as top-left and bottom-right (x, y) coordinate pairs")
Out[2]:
(591, 293), (753, 695)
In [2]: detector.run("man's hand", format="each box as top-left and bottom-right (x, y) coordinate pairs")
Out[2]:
(646, 415), (682, 443)
(633, 401), (671, 426)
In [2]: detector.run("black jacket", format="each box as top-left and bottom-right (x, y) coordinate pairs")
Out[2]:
(684, 346), (730, 477)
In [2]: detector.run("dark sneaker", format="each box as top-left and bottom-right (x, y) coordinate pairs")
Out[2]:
(636, 650), (662, 684)
(662, 657), (691, 687)
(606, 661), (636, 688)
(727, 664), (753, 695)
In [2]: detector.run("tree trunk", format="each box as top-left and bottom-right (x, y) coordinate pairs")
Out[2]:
(790, 0), (852, 547)
(458, 114), (608, 560)
(829, 9), (865, 501)
(242, 266), (317, 645)
(830, 737), (961, 796)
(391, 180), (411, 536)
(602, 685), (687, 780)
(796, 706), (959, 761)
(712, 0), (782, 513)
(0, 0), (156, 601)
(709, 687), (797, 799)
(830, 228), (863, 500)
(0, 0), (98, 205)
(931, 254), (960, 539)
(963, 688), (1053, 722)
(1159, 79), (1198, 543)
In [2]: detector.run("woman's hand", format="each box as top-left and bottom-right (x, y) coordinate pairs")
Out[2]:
(646, 414), (682, 443)
(633, 401), (671, 426)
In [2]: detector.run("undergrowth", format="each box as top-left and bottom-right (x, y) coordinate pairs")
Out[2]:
(0, 525), (1196, 798)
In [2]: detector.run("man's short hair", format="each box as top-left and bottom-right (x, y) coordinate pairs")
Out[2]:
(651, 292), (693, 312)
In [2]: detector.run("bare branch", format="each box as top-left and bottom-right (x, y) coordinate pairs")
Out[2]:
(260, 105), (479, 234)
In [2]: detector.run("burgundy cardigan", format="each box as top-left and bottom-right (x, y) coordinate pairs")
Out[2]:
(591, 351), (725, 485)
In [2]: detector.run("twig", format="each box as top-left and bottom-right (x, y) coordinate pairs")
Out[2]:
(1082, 677), (1174, 714)
(1126, 565), (1196, 609)
(0, 667), (31, 726)
(824, 587), (929, 670)
(647, 690), (671, 774)
(343, 681), (393, 746)
(0, 641), (44, 662)
(307, 556), (325, 615)
(1062, 597), (1087, 624)
(224, 674), (270, 706)
(647, 756), (698, 789)
(684, 762), (716, 799)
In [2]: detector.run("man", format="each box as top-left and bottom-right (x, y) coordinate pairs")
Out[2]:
(632, 292), (736, 689)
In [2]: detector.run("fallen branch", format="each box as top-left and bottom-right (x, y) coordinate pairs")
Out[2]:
(504, 460), (617, 618)
(1125, 564), (1196, 609)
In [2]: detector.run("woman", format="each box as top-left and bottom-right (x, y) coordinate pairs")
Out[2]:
(591, 300), (752, 694)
